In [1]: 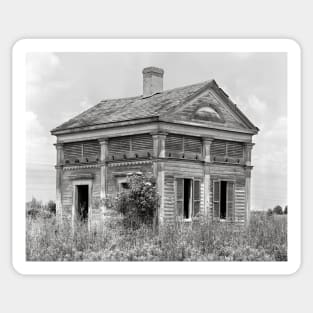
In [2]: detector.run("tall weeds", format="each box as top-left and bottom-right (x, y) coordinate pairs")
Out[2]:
(26, 212), (287, 261)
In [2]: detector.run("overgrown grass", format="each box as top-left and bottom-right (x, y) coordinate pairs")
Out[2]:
(26, 212), (287, 261)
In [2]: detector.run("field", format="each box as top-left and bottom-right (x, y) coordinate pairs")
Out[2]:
(26, 211), (287, 261)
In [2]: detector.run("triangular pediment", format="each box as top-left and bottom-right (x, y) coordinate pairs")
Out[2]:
(162, 83), (257, 132)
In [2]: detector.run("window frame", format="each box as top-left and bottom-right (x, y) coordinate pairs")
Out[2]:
(212, 179), (236, 222)
(175, 176), (201, 221)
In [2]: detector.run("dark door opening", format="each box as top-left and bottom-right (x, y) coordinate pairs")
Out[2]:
(77, 185), (89, 222)
(220, 181), (227, 219)
(183, 179), (192, 219)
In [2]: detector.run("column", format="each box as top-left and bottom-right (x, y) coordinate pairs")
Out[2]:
(244, 142), (254, 166)
(202, 137), (213, 217)
(151, 132), (167, 224)
(99, 138), (109, 215)
(245, 168), (252, 226)
(244, 143), (254, 225)
(54, 143), (64, 222)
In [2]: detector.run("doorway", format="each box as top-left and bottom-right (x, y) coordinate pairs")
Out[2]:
(76, 185), (89, 222)
(220, 181), (227, 219)
(183, 179), (193, 219)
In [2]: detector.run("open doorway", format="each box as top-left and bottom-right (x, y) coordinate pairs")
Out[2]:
(183, 179), (193, 219)
(220, 181), (227, 219)
(76, 185), (89, 222)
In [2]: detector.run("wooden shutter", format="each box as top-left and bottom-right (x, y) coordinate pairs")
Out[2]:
(131, 134), (153, 151)
(165, 134), (183, 152)
(64, 142), (83, 160)
(184, 136), (202, 154)
(109, 136), (131, 154)
(211, 140), (227, 156)
(193, 180), (201, 217)
(227, 182), (235, 222)
(176, 178), (184, 218)
(82, 141), (100, 160)
(213, 181), (220, 220)
(227, 142), (243, 158)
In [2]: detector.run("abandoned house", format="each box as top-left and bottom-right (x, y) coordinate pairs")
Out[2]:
(51, 67), (258, 227)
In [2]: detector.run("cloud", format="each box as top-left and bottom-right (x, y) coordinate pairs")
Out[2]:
(26, 53), (61, 84)
(26, 53), (71, 109)
(26, 111), (55, 165)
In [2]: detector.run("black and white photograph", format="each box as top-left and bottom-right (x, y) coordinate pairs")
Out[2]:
(12, 39), (300, 274)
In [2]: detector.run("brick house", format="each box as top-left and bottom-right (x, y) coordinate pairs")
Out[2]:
(51, 67), (258, 228)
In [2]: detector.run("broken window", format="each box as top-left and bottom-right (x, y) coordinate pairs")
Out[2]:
(213, 180), (235, 221)
(176, 178), (201, 220)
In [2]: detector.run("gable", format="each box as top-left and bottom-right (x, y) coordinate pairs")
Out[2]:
(163, 88), (252, 131)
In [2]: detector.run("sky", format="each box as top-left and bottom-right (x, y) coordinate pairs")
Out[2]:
(26, 52), (287, 210)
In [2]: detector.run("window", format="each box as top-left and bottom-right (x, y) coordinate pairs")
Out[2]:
(116, 177), (130, 193)
(211, 140), (244, 158)
(64, 140), (100, 163)
(213, 180), (235, 221)
(165, 134), (202, 154)
(176, 178), (201, 220)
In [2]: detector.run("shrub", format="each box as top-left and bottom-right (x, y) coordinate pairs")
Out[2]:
(273, 205), (283, 215)
(114, 174), (159, 229)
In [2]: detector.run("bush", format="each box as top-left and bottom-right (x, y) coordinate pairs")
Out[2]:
(273, 205), (283, 215)
(114, 174), (159, 229)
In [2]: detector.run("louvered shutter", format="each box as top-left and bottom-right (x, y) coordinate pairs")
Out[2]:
(109, 137), (131, 154)
(193, 180), (201, 217)
(211, 140), (227, 156)
(213, 181), (220, 220)
(227, 142), (243, 158)
(166, 134), (183, 151)
(82, 141), (100, 160)
(64, 142), (83, 161)
(176, 178), (184, 218)
(227, 182), (235, 222)
(132, 134), (153, 151)
(184, 136), (202, 154)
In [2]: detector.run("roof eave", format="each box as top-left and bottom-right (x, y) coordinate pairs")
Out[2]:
(50, 116), (160, 136)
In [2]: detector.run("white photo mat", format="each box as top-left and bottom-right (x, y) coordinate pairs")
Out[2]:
(12, 38), (301, 275)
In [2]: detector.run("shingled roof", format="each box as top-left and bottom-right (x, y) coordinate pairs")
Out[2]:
(51, 79), (258, 134)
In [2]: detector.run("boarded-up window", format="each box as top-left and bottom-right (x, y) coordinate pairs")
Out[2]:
(211, 140), (243, 158)
(166, 134), (202, 154)
(63, 140), (100, 162)
(213, 180), (235, 222)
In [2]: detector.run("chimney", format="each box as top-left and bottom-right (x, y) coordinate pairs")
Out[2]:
(142, 67), (164, 97)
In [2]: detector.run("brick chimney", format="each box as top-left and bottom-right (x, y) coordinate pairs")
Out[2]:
(142, 67), (164, 97)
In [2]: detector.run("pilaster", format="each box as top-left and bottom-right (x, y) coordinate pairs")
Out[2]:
(151, 132), (167, 223)
(98, 139), (109, 213)
(54, 143), (64, 222)
(202, 137), (213, 218)
(244, 142), (254, 166)
(202, 137), (214, 162)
